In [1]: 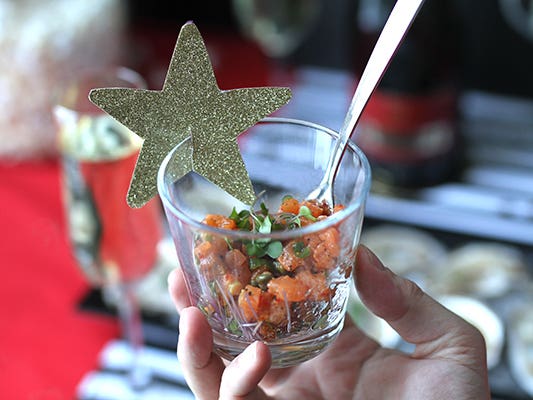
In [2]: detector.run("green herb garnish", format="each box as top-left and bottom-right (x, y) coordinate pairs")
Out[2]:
(227, 318), (243, 335)
(298, 206), (317, 222)
(266, 241), (283, 258)
(229, 207), (251, 230)
(293, 241), (311, 258)
(273, 203), (317, 229)
(231, 202), (284, 259)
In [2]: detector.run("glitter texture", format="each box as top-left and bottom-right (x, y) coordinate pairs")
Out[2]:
(89, 22), (291, 208)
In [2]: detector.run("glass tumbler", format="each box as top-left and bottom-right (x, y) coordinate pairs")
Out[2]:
(158, 117), (371, 368)
(54, 67), (163, 388)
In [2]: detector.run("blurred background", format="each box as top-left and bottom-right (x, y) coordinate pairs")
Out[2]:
(1, 0), (532, 399)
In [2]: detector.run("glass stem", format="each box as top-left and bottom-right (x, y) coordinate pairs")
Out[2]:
(117, 282), (152, 390)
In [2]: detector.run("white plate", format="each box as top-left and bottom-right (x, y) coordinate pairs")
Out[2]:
(439, 295), (504, 369)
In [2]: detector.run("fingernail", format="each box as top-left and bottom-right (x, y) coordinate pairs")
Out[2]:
(234, 341), (258, 368)
(167, 268), (176, 285)
(358, 245), (386, 271)
(244, 341), (258, 363)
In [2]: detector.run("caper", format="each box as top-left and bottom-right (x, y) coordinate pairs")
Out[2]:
(255, 271), (273, 290)
(227, 281), (243, 296)
(273, 261), (287, 275)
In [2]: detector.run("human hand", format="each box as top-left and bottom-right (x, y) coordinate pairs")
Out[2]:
(168, 245), (490, 400)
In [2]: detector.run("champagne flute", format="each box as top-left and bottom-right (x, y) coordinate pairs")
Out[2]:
(54, 67), (163, 389)
(231, 0), (321, 86)
(231, 0), (321, 59)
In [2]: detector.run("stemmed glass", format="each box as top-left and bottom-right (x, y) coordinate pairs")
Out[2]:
(54, 67), (163, 388)
(231, 0), (321, 59)
(231, 0), (321, 85)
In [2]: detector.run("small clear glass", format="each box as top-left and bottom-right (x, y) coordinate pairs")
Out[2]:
(54, 67), (163, 388)
(158, 117), (371, 368)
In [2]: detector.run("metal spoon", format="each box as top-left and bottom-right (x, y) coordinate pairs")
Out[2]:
(307, 0), (426, 206)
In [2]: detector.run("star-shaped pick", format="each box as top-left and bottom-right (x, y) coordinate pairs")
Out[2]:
(89, 22), (291, 208)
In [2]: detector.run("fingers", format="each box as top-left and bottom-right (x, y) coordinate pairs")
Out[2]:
(219, 341), (272, 400)
(168, 267), (192, 312)
(178, 307), (272, 400)
(177, 307), (225, 400)
(355, 246), (485, 356)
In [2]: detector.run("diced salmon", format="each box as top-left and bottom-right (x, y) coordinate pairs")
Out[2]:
(219, 273), (243, 296)
(238, 285), (272, 322)
(277, 240), (308, 271)
(267, 297), (289, 325)
(295, 270), (332, 301)
(194, 241), (213, 260)
(279, 197), (300, 214)
(194, 236), (229, 260)
(224, 249), (251, 288)
(301, 200), (324, 218)
(198, 252), (224, 280)
(210, 236), (230, 254)
(313, 228), (340, 271)
(203, 214), (237, 230)
(333, 204), (345, 213)
(267, 275), (309, 302)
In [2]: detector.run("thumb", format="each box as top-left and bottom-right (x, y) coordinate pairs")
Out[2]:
(354, 245), (487, 360)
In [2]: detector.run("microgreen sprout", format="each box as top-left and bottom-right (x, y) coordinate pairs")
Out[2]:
(273, 204), (317, 229)
(230, 201), (284, 259)
(298, 206), (317, 222)
(227, 195), (316, 265)
(292, 241), (311, 258)
(227, 318), (243, 335)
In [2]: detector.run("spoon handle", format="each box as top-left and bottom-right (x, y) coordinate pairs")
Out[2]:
(312, 0), (426, 203)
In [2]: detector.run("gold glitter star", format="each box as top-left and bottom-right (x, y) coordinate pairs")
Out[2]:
(89, 22), (291, 208)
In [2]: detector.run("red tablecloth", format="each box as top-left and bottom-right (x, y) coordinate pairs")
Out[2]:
(0, 160), (120, 399)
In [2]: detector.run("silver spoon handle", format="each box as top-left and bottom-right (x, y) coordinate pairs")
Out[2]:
(322, 0), (426, 189)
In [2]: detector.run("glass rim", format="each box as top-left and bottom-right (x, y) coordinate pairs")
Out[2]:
(157, 116), (371, 239)
(54, 66), (147, 114)
(54, 66), (146, 161)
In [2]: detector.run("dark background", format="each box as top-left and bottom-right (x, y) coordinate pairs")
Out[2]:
(126, 0), (533, 99)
